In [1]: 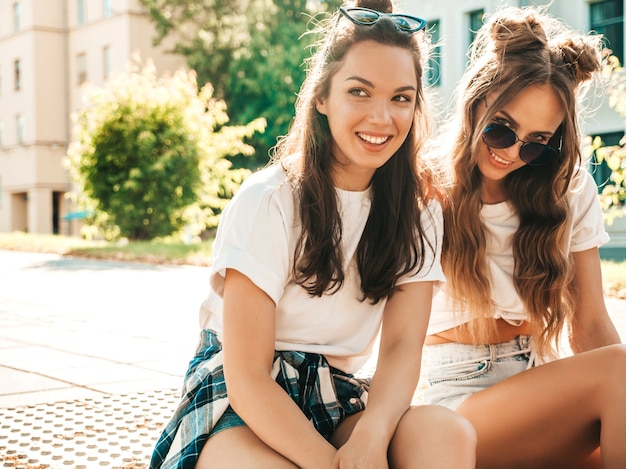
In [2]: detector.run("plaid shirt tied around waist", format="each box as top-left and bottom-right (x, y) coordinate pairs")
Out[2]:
(150, 329), (370, 469)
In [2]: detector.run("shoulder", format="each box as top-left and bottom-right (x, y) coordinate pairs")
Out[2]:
(236, 162), (291, 199)
(226, 162), (295, 215)
(567, 167), (600, 207)
(422, 197), (444, 232)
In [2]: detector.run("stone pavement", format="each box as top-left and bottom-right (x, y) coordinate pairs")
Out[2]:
(0, 250), (207, 468)
(0, 249), (625, 468)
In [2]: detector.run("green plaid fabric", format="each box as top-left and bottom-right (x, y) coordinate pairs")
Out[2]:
(150, 329), (370, 469)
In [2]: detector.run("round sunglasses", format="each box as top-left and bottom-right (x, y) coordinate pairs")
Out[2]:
(482, 122), (562, 166)
(339, 7), (427, 33)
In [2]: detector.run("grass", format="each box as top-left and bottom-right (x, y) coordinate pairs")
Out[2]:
(1, 231), (625, 298)
(0, 231), (213, 266)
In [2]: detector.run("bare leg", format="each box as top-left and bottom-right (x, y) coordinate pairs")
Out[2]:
(389, 405), (476, 469)
(198, 426), (298, 469)
(332, 405), (476, 469)
(454, 344), (626, 469)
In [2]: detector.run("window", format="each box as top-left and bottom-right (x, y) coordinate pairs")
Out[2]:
(103, 0), (112, 17)
(77, 0), (86, 25)
(426, 20), (441, 87)
(590, 0), (624, 62)
(13, 2), (21, 32)
(16, 114), (24, 144)
(468, 9), (484, 46)
(77, 53), (87, 85)
(14, 59), (21, 91)
(103, 45), (112, 79)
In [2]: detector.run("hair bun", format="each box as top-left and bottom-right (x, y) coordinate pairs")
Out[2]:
(350, 0), (393, 13)
(488, 9), (548, 56)
(552, 35), (602, 84)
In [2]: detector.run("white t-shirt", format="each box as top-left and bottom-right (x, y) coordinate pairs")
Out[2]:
(200, 161), (445, 374)
(427, 169), (610, 335)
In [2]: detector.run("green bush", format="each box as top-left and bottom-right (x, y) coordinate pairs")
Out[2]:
(66, 59), (265, 240)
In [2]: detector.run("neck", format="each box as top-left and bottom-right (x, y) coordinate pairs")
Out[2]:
(481, 179), (507, 204)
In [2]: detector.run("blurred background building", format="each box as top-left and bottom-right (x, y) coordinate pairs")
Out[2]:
(0, 0), (184, 235)
(0, 0), (624, 237)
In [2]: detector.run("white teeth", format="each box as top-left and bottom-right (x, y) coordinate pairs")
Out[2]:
(358, 133), (389, 145)
(490, 149), (512, 165)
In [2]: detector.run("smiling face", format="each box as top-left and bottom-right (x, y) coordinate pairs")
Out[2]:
(315, 40), (418, 191)
(476, 83), (565, 203)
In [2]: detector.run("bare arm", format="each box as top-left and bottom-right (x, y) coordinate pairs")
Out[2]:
(335, 281), (434, 468)
(569, 248), (621, 353)
(222, 268), (336, 468)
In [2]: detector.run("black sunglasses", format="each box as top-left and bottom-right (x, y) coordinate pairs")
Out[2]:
(482, 122), (562, 166)
(339, 7), (427, 33)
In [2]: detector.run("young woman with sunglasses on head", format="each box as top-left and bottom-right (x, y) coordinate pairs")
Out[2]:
(150, 0), (477, 467)
(423, 5), (626, 469)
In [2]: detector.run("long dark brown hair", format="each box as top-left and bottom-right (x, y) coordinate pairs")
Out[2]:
(272, 0), (436, 303)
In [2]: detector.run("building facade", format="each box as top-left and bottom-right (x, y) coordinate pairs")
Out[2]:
(0, 0), (185, 235)
(0, 0), (624, 236)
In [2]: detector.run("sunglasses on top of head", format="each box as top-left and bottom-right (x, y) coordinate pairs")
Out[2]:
(339, 7), (427, 33)
(482, 122), (562, 166)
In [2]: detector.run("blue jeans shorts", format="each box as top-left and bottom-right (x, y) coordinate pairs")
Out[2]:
(423, 335), (533, 410)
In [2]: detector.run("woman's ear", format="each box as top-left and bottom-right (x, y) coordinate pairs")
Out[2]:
(316, 98), (327, 116)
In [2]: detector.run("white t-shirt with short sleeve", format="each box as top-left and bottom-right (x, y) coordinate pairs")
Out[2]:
(200, 161), (445, 374)
(427, 169), (609, 335)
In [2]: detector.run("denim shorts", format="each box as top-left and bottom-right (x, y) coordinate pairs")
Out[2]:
(423, 336), (533, 410)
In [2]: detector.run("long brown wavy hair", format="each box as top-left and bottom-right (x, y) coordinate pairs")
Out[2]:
(271, 0), (436, 304)
(437, 6), (603, 356)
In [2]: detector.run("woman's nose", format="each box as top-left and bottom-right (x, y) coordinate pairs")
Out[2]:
(368, 100), (392, 124)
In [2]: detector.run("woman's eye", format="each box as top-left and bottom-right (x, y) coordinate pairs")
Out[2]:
(393, 94), (412, 103)
(349, 88), (368, 97)
(530, 134), (549, 143)
(494, 117), (511, 127)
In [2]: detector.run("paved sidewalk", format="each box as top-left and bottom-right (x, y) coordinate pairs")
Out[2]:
(0, 250), (207, 468)
(1, 249), (625, 468)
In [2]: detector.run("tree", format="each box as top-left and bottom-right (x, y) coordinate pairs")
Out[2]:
(139, 0), (342, 168)
(139, 0), (250, 100)
(589, 54), (626, 221)
(66, 58), (265, 240)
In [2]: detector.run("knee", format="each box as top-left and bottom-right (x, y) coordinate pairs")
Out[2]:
(427, 405), (477, 444)
(399, 405), (477, 447)
(606, 344), (626, 383)
(391, 406), (476, 467)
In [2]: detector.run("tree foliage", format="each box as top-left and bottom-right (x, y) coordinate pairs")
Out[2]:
(66, 58), (265, 240)
(590, 54), (626, 219)
(139, 0), (342, 168)
(139, 0), (250, 100)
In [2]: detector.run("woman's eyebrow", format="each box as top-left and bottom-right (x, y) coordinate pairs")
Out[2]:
(498, 110), (555, 135)
(345, 76), (417, 93)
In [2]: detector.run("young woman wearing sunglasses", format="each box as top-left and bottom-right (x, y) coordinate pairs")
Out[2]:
(149, 0), (477, 468)
(423, 5), (626, 468)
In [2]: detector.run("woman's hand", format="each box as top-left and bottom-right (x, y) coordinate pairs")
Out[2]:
(333, 430), (389, 469)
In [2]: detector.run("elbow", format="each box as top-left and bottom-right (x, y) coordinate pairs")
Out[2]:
(223, 367), (247, 412)
(224, 365), (272, 416)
